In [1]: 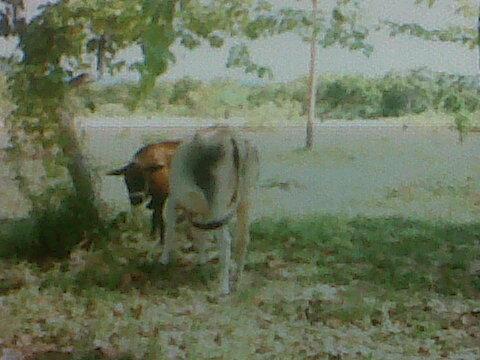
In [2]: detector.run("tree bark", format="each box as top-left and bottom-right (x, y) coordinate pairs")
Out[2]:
(60, 74), (101, 228)
(0, 0), (26, 36)
(58, 107), (101, 228)
(305, 0), (318, 150)
(96, 35), (106, 80)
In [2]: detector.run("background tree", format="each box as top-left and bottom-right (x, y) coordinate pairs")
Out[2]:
(84, 0), (142, 79)
(384, 0), (478, 143)
(226, 0), (373, 149)
(305, 0), (318, 150)
(0, 0), (26, 37)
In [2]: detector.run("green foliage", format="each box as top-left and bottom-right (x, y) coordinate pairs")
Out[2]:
(315, 70), (478, 119)
(378, 74), (432, 117)
(385, 0), (477, 145)
(169, 77), (202, 106)
(317, 74), (382, 118)
(227, 0), (374, 75)
(186, 80), (251, 118)
(245, 100), (303, 126)
(385, 1), (477, 49)
(6, 0), (332, 252)
(443, 93), (466, 113)
(0, 192), (104, 260)
(385, 21), (477, 49)
(454, 111), (472, 143)
(320, 2), (373, 57)
(0, 71), (13, 115)
(226, 43), (273, 79)
(82, 70), (479, 121)
(82, 0), (143, 74)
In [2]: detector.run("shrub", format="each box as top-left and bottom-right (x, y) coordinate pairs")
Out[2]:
(245, 100), (303, 126)
(0, 72), (14, 119)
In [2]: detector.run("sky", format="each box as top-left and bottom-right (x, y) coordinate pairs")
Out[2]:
(0, 0), (477, 83)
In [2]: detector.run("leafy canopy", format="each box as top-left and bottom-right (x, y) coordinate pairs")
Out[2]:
(4, 0), (374, 113)
(384, 0), (478, 50)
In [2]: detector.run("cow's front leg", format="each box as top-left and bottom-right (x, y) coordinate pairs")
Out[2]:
(150, 208), (159, 239)
(130, 203), (144, 228)
(151, 196), (167, 245)
(215, 226), (232, 295)
(160, 197), (177, 265)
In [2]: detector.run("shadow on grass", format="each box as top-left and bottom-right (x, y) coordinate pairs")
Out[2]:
(30, 349), (136, 360)
(2, 212), (479, 298)
(1, 208), (219, 298)
(0, 194), (106, 261)
(47, 257), (218, 296)
(251, 215), (480, 298)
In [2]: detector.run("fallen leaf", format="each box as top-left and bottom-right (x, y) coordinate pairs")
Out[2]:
(113, 303), (125, 317)
(418, 346), (430, 356)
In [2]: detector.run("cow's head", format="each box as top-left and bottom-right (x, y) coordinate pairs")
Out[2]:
(107, 163), (148, 206)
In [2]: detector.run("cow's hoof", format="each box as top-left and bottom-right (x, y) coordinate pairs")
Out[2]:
(160, 254), (170, 265)
(229, 276), (238, 293)
(219, 287), (230, 297)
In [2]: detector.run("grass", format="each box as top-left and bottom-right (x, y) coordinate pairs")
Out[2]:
(0, 194), (106, 261)
(0, 213), (479, 359)
(252, 216), (480, 296)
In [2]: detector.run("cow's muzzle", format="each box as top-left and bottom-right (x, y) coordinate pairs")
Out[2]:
(129, 192), (145, 206)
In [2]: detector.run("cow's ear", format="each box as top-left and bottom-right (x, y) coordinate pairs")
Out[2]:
(107, 165), (128, 176)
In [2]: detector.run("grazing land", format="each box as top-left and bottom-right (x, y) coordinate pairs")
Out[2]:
(1, 120), (479, 359)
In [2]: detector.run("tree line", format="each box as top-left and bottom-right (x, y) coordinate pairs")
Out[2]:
(68, 69), (479, 121)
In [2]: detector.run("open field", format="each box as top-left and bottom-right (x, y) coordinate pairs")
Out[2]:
(1, 120), (480, 359)
(89, 121), (480, 223)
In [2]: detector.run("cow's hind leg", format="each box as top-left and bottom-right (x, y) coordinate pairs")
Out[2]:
(150, 210), (158, 238)
(151, 196), (167, 245)
(160, 197), (177, 265)
(233, 196), (251, 289)
(215, 226), (232, 295)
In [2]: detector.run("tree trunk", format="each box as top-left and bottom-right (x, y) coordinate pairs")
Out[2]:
(12, 0), (26, 34)
(96, 35), (106, 80)
(305, 0), (318, 150)
(0, 0), (26, 36)
(61, 74), (101, 228)
(58, 106), (101, 228)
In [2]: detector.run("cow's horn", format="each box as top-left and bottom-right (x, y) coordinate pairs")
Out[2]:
(106, 165), (129, 176)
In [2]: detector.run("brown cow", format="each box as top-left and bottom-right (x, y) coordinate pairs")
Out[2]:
(107, 141), (181, 243)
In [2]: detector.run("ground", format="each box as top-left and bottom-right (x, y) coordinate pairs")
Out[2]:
(0, 120), (479, 359)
